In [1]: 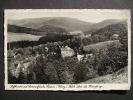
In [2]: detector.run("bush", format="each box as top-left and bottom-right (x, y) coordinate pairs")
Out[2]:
(52, 59), (76, 84)
(94, 44), (128, 76)
(44, 62), (59, 84)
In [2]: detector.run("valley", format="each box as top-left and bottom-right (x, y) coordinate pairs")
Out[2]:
(7, 17), (128, 84)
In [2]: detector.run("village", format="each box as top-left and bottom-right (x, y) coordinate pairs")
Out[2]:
(7, 32), (125, 84)
(8, 37), (93, 83)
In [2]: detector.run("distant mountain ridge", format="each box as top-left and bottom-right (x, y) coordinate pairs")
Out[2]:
(9, 17), (125, 33)
(8, 17), (127, 38)
(84, 19), (125, 34)
(8, 17), (94, 32)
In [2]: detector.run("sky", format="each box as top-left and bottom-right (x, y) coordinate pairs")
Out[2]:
(5, 9), (130, 23)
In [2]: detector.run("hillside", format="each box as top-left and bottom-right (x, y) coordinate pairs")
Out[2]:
(84, 21), (128, 44)
(91, 19), (123, 30)
(8, 24), (43, 35)
(81, 67), (128, 84)
(8, 17), (94, 32)
(38, 24), (69, 35)
(83, 40), (121, 52)
(39, 17), (93, 32)
(91, 21), (127, 38)
(8, 24), (69, 35)
(8, 17), (53, 26)
(84, 20), (125, 35)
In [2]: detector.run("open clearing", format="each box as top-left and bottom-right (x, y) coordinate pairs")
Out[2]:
(83, 40), (121, 51)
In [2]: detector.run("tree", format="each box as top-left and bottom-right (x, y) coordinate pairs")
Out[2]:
(44, 62), (59, 83)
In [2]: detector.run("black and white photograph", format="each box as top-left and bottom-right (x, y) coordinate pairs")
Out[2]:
(4, 9), (131, 90)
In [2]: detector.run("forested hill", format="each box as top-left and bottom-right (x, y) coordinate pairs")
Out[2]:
(90, 19), (123, 31)
(8, 17), (94, 32)
(84, 20), (125, 35)
(8, 24), (43, 35)
(91, 21), (127, 38)
(8, 24), (69, 35)
(38, 24), (69, 35)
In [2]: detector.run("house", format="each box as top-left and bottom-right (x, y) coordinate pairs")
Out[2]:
(61, 46), (75, 58)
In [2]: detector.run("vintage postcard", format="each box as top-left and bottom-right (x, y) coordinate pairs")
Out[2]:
(4, 9), (131, 90)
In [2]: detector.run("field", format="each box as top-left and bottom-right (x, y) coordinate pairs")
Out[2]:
(7, 32), (42, 43)
(83, 40), (121, 52)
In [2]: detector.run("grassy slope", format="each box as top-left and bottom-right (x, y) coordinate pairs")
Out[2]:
(83, 40), (121, 51)
(81, 67), (128, 84)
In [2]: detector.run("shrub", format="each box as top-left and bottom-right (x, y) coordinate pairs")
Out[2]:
(44, 61), (59, 84)
(52, 58), (75, 84)
(95, 44), (128, 76)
